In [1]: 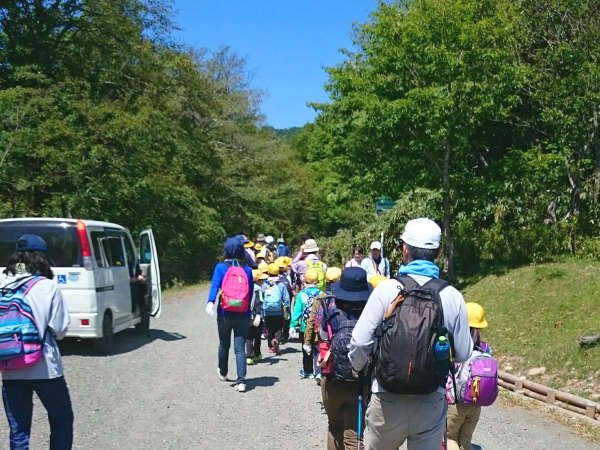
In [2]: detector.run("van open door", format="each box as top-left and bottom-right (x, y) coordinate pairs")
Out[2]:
(139, 229), (162, 318)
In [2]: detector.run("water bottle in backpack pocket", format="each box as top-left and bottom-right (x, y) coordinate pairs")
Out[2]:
(0, 276), (45, 371)
(455, 347), (498, 406)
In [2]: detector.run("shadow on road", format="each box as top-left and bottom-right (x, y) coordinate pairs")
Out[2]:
(60, 328), (187, 357)
(278, 346), (300, 355)
(472, 445), (482, 450)
(245, 376), (279, 392)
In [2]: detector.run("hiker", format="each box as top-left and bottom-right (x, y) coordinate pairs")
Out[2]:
(264, 235), (276, 262)
(262, 263), (290, 355)
(292, 234), (314, 264)
(349, 218), (472, 450)
(1, 234), (73, 449)
(319, 267), (371, 450)
(291, 238), (327, 290)
(345, 246), (364, 268)
(246, 270), (267, 366)
(360, 241), (390, 279)
(206, 235), (254, 393)
(303, 267), (342, 386)
(244, 238), (258, 269)
(256, 234), (266, 246)
(446, 302), (493, 450)
(289, 268), (323, 379)
(276, 237), (290, 257)
(277, 258), (293, 342)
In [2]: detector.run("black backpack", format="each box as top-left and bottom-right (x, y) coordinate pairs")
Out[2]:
(326, 300), (364, 382)
(375, 275), (449, 394)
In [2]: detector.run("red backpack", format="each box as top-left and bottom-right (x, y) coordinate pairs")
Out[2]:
(220, 260), (250, 313)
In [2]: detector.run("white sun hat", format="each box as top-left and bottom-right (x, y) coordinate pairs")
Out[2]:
(400, 218), (441, 249)
(370, 241), (382, 250)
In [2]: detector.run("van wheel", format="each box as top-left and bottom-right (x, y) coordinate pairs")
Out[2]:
(94, 311), (114, 354)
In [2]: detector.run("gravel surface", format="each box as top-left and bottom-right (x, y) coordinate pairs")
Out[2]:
(0, 287), (596, 449)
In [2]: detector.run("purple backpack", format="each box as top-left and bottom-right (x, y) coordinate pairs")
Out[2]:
(454, 344), (498, 406)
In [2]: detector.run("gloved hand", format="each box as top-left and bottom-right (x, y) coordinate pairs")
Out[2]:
(302, 344), (312, 355)
(205, 302), (215, 317)
(252, 314), (261, 327)
(289, 327), (298, 339)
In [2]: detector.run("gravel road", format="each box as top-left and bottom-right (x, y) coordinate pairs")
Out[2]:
(0, 287), (596, 449)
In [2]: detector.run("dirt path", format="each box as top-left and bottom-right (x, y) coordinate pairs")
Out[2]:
(0, 287), (596, 449)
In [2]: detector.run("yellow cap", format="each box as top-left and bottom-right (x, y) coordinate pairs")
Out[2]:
(326, 267), (342, 282)
(275, 257), (286, 268)
(258, 271), (269, 281)
(252, 269), (260, 281)
(258, 261), (268, 272)
(283, 256), (293, 266)
(305, 268), (319, 284)
(267, 263), (280, 276)
(256, 249), (267, 259)
(466, 302), (488, 329)
(244, 240), (254, 249)
(369, 274), (387, 289)
(254, 243), (263, 251)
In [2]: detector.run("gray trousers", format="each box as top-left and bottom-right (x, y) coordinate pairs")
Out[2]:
(365, 391), (447, 450)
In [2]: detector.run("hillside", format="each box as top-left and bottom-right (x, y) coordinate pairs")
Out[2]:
(463, 259), (600, 400)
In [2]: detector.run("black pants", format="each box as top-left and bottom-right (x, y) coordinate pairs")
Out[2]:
(264, 315), (283, 348)
(299, 332), (313, 374)
(246, 324), (262, 357)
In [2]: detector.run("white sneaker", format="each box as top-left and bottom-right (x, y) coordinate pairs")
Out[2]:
(217, 368), (227, 381)
(236, 382), (246, 392)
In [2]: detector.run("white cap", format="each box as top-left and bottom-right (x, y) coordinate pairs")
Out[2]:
(303, 238), (319, 253)
(370, 241), (382, 250)
(265, 235), (274, 244)
(401, 218), (441, 249)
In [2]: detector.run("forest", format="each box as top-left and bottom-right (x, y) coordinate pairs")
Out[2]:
(2, 0), (600, 283)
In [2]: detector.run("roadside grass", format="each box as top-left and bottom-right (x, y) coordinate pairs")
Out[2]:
(462, 258), (600, 400)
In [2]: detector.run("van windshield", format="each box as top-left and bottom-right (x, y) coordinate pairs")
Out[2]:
(0, 221), (82, 268)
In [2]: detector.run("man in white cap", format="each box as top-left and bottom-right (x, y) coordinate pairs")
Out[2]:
(361, 240), (390, 279)
(348, 218), (472, 450)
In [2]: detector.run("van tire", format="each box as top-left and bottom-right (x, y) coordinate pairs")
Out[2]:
(94, 311), (114, 354)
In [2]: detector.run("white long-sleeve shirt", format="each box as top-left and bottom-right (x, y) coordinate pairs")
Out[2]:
(348, 275), (472, 394)
(1, 273), (70, 380)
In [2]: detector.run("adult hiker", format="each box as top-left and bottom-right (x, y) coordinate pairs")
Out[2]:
(262, 263), (290, 355)
(290, 268), (323, 379)
(256, 234), (266, 246)
(349, 218), (472, 450)
(1, 235), (73, 449)
(246, 270), (267, 365)
(345, 245), (364, 268)
(276, 237), (290, 257)
(206, 235), (254, 393)
(360, 241), (390, 279)
(291, 238), (327, 290)
(319, 267), (371, 450)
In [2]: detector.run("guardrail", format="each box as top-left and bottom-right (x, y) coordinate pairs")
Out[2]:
(498, 370), (600, 421)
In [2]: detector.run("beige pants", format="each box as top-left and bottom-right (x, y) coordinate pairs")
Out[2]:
(446, 403), (481, 450)
(364, 391), (447, 450)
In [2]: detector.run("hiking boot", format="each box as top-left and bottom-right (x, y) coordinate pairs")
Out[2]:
(315, 373), (323, 385)
(252, 354), (262, 363)
(217, 368), (227, 381)
(271, 339), (280, 354)
(246, 357), (255, 365)
(299, 369), (314, 379)
(307, 373), (315, 379)
(236, 382), (246, 393)
(267, 347), (276, 354)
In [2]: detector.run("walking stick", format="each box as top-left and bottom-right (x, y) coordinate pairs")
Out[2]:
(357, 371), (364, 450)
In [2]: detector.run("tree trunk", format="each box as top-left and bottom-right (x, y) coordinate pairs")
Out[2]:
(442, 145), (455, 281)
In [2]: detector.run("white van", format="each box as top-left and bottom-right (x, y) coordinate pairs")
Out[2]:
(0, 218), (162, 353)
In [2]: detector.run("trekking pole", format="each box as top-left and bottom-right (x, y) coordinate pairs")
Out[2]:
(357, 371), (364, 450)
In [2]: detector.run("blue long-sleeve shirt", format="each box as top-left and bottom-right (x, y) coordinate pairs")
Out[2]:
(207, 261), (254, 316)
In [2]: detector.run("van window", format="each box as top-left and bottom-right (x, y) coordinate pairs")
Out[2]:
(101, 237), (125, 268)
(140, 233), (151, 264)
(122, 235), (135, 276)
(0, 221), (81, 268)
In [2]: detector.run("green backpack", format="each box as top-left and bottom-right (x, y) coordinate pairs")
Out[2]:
(306, 260), (326, 292)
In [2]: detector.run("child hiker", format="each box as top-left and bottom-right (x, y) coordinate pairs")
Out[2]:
(289, 268), (322, 379)
(246, 270), (267, 365)
(446, 302), (492, 450)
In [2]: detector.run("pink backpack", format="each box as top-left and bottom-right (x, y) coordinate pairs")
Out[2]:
(220, 260), (250, 313)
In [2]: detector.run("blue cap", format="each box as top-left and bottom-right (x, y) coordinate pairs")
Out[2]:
(224, 235), (245, 259)
(331, 267), (372, 302)
(16, 234), (48, 253)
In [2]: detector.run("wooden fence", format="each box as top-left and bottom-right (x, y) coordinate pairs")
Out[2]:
(498, 370), (600, 421)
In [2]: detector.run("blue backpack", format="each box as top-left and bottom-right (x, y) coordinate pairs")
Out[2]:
(262, 281), (284, 316)
(0, 276), (45, 371)
(277, 243), (290, 257)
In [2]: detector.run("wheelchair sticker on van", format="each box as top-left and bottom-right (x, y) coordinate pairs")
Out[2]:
(68, 272), (80, 282)
(57, 275), (67, 284)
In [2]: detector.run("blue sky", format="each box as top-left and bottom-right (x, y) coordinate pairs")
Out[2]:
(173, 1), (378, 129)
